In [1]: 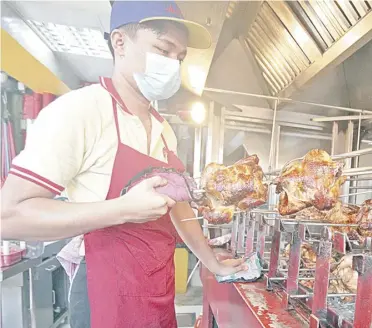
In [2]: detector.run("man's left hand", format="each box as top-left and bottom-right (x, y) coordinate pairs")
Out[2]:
(211, 258), (247, 276)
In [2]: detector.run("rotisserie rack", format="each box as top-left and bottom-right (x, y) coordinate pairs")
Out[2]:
(198, 147), (372, 328)
(208, 204), (372, 328)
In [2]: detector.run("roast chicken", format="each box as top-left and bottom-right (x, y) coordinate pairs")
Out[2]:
(320, 199), (371, 243)
(199, 155), (268, 224)
(323, 202), (361, 240)
(289, 206), (328, 221)
(329, 254), (358, 302)
(275, 149), (346, 216)
(299, 254), (358, 302)
(356, 199), (372, 238)
(282, 244), (318, 269)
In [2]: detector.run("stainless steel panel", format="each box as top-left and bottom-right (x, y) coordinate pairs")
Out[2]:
(0, 257), (42, 282)
(278, 10), (372, 98)
(262, 72), (278, 95)
(257, 7), (300, 76)
(318, 1), (346, 35)
(251, 23), (293, 84)
(249, 26), (287, 87)
(324, 1), (351, 32)
(256, 14), (297, 78)
(351, 0), (368, 17)
(335, 0), (359, 25)
(268, 1), (322, 63)
(261, 2), (310, 70)
(250, 45), (282, 93)
(31, 257), (60, 328)
(298, 1), (335, 47)
(246, 34), (286, 89)
(254, 58), (281, 93)
(309, 0), (340, 40)
(360, 1), (371, 12)
(51, 265), (69, 322)
(287, 1), (329, 52)
(1, 273), (29, 328)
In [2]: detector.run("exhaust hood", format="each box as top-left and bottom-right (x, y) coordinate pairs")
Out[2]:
(241, 1), (372, 97)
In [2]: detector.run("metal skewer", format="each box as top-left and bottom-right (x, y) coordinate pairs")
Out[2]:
(339, 190), (372, 197)
(289, 293), (356, 299)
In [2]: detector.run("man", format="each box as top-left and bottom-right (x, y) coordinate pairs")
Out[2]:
(1, 2), (246, 328)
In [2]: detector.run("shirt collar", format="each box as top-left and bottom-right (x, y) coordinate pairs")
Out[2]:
(99, 76), (164, 123)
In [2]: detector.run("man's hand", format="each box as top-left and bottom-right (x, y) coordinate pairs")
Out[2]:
(120, 176), (176, 223)
(210, 258), (248, 276)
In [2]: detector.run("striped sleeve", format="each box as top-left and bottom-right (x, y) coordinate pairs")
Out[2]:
(10, 90), (88, 195)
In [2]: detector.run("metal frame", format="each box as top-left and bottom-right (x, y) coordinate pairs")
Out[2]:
(204, 87), (372, 114)
(196, 85), (371, 328)
(201, 205), (372, 328)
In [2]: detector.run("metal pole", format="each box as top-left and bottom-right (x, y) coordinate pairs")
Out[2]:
(344, 121), (353, 203)
(312, 114), (372, 122)
(268, 100), (278, 174)
(331, 122), (338, 156)
(332, 147), (372, 160)
(205, 101), (214, 166)
(351, 113), (363, 203)
(193, 127), (202, 180)
(218, 107), (225, 164)
(204, 87), (372, 115)
(275, 125), (281, 170)
(355, 113), (362, 168)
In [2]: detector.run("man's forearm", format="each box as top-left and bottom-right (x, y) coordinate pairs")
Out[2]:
(1, 197), (125, 241)
(170, 202), (220, 272)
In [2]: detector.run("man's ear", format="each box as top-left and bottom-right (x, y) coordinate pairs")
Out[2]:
(110, 30), (126, 57)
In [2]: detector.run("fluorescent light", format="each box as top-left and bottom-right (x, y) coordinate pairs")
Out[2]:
(191, 102), (206, 124)
(187, 65), (206, 93)
(27, 20), (111, 59)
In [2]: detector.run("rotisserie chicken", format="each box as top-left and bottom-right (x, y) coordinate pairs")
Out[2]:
(199, 155), (268, 224)
(323, 202), (360, 240)
(282, 244), (318, 269)
(275, 149), (346, 216)
(356, 199), (372, 238)
(329, 254), (358, 302)
(299, 254), (358, 302)
(319, 199), (371, 243)
(289, 206), (328, 221)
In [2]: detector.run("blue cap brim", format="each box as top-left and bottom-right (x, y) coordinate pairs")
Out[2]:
(104, 18), (211, 50)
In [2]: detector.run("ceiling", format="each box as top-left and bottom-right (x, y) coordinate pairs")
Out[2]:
(2, 0), (372, 118)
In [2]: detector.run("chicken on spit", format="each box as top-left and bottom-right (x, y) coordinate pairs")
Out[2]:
(298, 254), (358, 302)
(288, 206), (328, 221)
(199, 155), (268, 224)
(329, 254), (358, 302)
(320, 199), (371, 243)
(275, 149), (346, 216)
(282, 243), (318, 269)
(356, 199), (372, 239)
(323, 202), (361, 241)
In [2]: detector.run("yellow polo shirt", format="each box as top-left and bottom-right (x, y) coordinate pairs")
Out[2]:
(10, 81), (178, 257)
(11, 82), (178, 201)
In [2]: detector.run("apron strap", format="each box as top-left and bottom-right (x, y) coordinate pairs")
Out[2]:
(100, 77), (131, 114)
(161, 134), (170, 152)
(100, 76), (170, 152)
(111, 98), (122, 143)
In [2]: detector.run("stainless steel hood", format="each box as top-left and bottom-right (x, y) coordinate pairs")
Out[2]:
(241, 1), (372, 98)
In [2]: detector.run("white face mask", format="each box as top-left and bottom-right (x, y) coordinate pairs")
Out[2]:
(133, 52), (181, 102)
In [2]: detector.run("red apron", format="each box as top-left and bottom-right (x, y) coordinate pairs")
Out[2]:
(84, 77), (185, 328)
